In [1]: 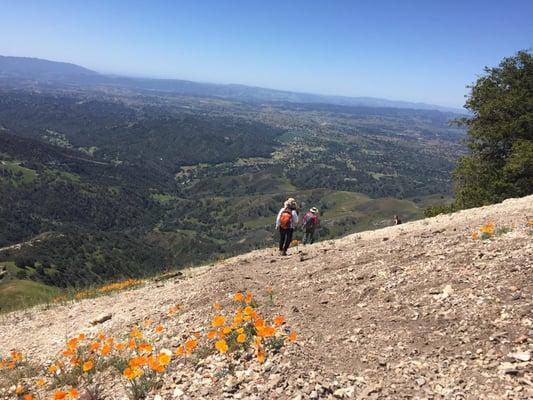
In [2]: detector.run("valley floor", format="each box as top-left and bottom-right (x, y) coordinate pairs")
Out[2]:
(2, 195), (532, 399)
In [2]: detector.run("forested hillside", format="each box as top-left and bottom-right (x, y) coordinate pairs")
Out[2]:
(0, 82), (464, 296)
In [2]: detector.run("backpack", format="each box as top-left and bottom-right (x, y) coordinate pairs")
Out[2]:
(279, 208), (293, 229)
(303, 212), (317, 229)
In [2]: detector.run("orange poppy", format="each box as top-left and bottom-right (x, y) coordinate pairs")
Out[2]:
(67, 338), (78, 351)
(215, 339), (228, 353)
(123, 367), (140, 380)
(48, 364), (58, 374)
(115, 342), (126, 351)
(100, 344), (112, 357)
(273, 315), (285, 327)
(256, 350), (266, 364)
(243, 306), (254, 316)
(257, 326), (275, 337)
(129, 356), (148, 368)
(288, 331), (298, 342)
(185, 339), (198, 351)
(175, 345), (185, 356)
(212, 315), (226, 327)
(138, 342), (153, 354)
(245, 292), (253, 304)
(82, 360), (93, 372)
(222, 326), (232, 335)
(130, 327), (142, 338)
(54, 391), (67, 400)
(157, 352), (172, 366)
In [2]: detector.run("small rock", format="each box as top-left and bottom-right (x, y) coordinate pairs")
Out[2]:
(499, 362), (519, 375)
(442, 285), (454, 298)
(90, 313), (112, 325)
(508, 351), (531, 362)
(416, 378), (426, 386)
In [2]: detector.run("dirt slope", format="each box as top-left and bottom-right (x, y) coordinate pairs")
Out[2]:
(1, 195), (532, 399)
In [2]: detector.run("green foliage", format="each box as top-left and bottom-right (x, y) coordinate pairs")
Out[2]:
(454, 50), (533, 208)
(0, 279), (60, 313)
(423, 204), (457, 218)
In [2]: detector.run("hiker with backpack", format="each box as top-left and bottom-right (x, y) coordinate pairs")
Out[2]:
(302, 207), (320, 245)
(275, 198), (299, 256)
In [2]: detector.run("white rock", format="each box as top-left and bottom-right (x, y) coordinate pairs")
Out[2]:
(508, 351), (531, 362)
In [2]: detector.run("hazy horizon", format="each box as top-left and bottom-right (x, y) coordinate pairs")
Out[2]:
(1, 0), (532, 108)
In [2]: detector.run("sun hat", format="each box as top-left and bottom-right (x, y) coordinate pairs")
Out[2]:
(310, 207), (318, 214)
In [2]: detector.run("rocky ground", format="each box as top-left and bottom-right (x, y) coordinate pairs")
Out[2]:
(1, 195), (532, 399)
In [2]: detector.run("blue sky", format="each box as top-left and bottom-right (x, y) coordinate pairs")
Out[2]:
(1, 0), (532, 108)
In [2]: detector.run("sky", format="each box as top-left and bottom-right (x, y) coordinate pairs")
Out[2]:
(1, 0), (532, 108)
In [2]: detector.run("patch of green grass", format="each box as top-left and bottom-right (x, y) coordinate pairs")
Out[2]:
(319, 191), (370, 218)
(0, 160), (37, 185)
(44, 168), (81, 183)
(0, 279), (60, 313)
(78, 146), (98, 156)
(150, 193), (178, 204)
(369, 171), (398, 180)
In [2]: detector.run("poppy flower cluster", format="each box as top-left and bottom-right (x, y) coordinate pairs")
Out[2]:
(53, 279), (144, 303)
(206, 291), (297, 363)
(472, 222), (496, 240)
(0, 350), (23, 370)
(4, 289), (297, 399)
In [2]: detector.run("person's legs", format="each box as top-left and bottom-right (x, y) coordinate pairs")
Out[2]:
(309, 229), (315, 244)
(303, 230), (310, 245)
(283, 228), (293, 253)
(279, 229), (287, 252)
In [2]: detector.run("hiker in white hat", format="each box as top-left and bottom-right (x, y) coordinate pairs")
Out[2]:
(302, 207), (320, 245)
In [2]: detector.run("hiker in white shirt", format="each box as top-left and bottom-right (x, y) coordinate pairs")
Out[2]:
(275, 198), (299, 256)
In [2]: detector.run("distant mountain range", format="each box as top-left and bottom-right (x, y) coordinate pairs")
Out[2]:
(0, 55), (466, 114)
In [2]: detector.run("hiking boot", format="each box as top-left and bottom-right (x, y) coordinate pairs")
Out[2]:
(281, 250), (288, 256)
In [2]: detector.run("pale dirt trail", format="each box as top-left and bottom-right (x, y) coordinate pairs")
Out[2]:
(1, 195), (532, 399)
